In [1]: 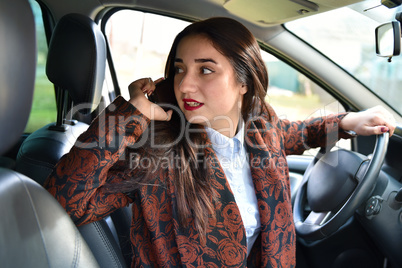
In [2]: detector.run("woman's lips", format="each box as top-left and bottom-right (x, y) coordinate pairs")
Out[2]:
(183, 98), (204, 111)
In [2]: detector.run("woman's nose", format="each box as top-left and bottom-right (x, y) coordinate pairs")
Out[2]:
(177, 73), (197, 93)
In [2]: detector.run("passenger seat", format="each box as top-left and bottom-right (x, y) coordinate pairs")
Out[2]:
(14, 12), (129, 268)
(0, 1), (99, 267)
(16, 13), (105, 185)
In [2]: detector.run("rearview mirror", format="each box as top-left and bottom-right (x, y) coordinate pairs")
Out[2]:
(375, 21), (401, 59)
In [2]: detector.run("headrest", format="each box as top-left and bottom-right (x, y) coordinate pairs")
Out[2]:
(46, 13), (106, 114)
(0, 0), (36, 155)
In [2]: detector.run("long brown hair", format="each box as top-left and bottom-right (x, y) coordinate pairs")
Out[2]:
(112, 17), (269, 243)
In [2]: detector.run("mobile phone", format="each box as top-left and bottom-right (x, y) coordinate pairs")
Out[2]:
(148, 77), (176, 105)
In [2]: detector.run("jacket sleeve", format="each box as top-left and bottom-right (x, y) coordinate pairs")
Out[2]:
(278, 112), (353, 155)
(44, 96), (150, 226)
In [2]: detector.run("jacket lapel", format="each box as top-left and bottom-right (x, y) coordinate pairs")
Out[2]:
(200, 131), (248, 266)
(245, 118), (294, 267)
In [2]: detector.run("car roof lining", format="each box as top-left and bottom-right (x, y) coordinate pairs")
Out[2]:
(42, 0), (363, 26)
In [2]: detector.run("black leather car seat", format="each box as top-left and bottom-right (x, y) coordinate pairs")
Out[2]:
(14, 12), (129, 268)
(0, 1), (99, 267)
(16, 13), (106, 185)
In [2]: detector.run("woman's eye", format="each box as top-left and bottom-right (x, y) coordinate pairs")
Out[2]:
(201, 67), (213, 74)
(175, 66), (184, 74)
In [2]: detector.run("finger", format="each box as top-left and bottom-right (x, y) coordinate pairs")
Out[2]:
(143, 77), (155, 95)
(386, 115), (396, 137)
(129, 79), (151, 99)
(165, 110), (173, 121)
(378, 113), (396, 136)
(134, 78), (149, 94)
(386, 121), (396, 137)
(370, 125), (390, 136)
(157, 109), (173, 122)
(155, 77), (165, 84)
(141, 77), (152, 87)
(129, 78), (147, 91)
(148, 77), (166, 97)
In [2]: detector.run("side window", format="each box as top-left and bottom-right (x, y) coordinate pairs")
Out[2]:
(25, 0), (56, 133)
(262, 52), (350, 154)
(104, 10), (190, 100)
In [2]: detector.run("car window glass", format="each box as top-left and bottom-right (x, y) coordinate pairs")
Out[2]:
(262, 52), (349, 154)
(286, 7), (402, 116)
(105, 10), (350, 154)
(25, 0), (57, 133)
(105, 10), (190, 100)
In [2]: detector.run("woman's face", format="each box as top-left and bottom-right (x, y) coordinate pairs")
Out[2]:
(173, 35), (247, 137)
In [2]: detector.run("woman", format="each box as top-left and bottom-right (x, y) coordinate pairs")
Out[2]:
(45, 17), (395, 267)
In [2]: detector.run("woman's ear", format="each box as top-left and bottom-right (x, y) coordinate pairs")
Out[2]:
(240, 84), (248, 95)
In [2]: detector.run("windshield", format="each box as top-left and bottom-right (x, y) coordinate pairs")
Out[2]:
(286, 3), (402, 115)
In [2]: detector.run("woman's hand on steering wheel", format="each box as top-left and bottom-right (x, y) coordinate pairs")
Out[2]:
(340, 106), (396, 136)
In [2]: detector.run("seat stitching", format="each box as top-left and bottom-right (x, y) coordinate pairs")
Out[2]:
(19, 173), (51, 267)
(93, 221), (122, 268)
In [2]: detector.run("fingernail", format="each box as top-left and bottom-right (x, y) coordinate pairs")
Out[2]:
(381, 127), (388, 132)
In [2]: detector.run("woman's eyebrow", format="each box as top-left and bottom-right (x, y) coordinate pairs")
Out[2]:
(174, 58), (217, 64)
(195, 58), (217, 64)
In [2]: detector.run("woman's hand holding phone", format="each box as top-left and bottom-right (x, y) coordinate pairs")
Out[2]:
(128, 77), (172, 121)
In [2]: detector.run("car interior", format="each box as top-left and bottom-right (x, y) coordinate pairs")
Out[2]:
(0, 1), (98, 267)
(1, 0), (402, 267)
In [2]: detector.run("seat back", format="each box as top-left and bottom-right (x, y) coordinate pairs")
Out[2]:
(16, 121), (88, 185)
(16, 13), (107, 185)
(0, 170), (99, 268)
(0, 1), (99, 267)
(14, 12), (129, 268)
(0, 0), (35, 154)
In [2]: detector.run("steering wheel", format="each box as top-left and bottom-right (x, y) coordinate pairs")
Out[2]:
(293, 133), (389, 241)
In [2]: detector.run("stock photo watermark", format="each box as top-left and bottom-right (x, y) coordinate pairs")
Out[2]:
(62, 100), (345, 168)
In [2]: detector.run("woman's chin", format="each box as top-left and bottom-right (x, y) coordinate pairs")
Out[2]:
(187, 118), (209, 126)
(182, 113), (209, 125)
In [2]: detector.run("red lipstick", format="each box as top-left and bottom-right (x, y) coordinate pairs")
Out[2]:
(183, 98), (204, 111)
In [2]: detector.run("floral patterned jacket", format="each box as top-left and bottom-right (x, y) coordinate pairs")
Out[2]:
(45, 96), (350, 267)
